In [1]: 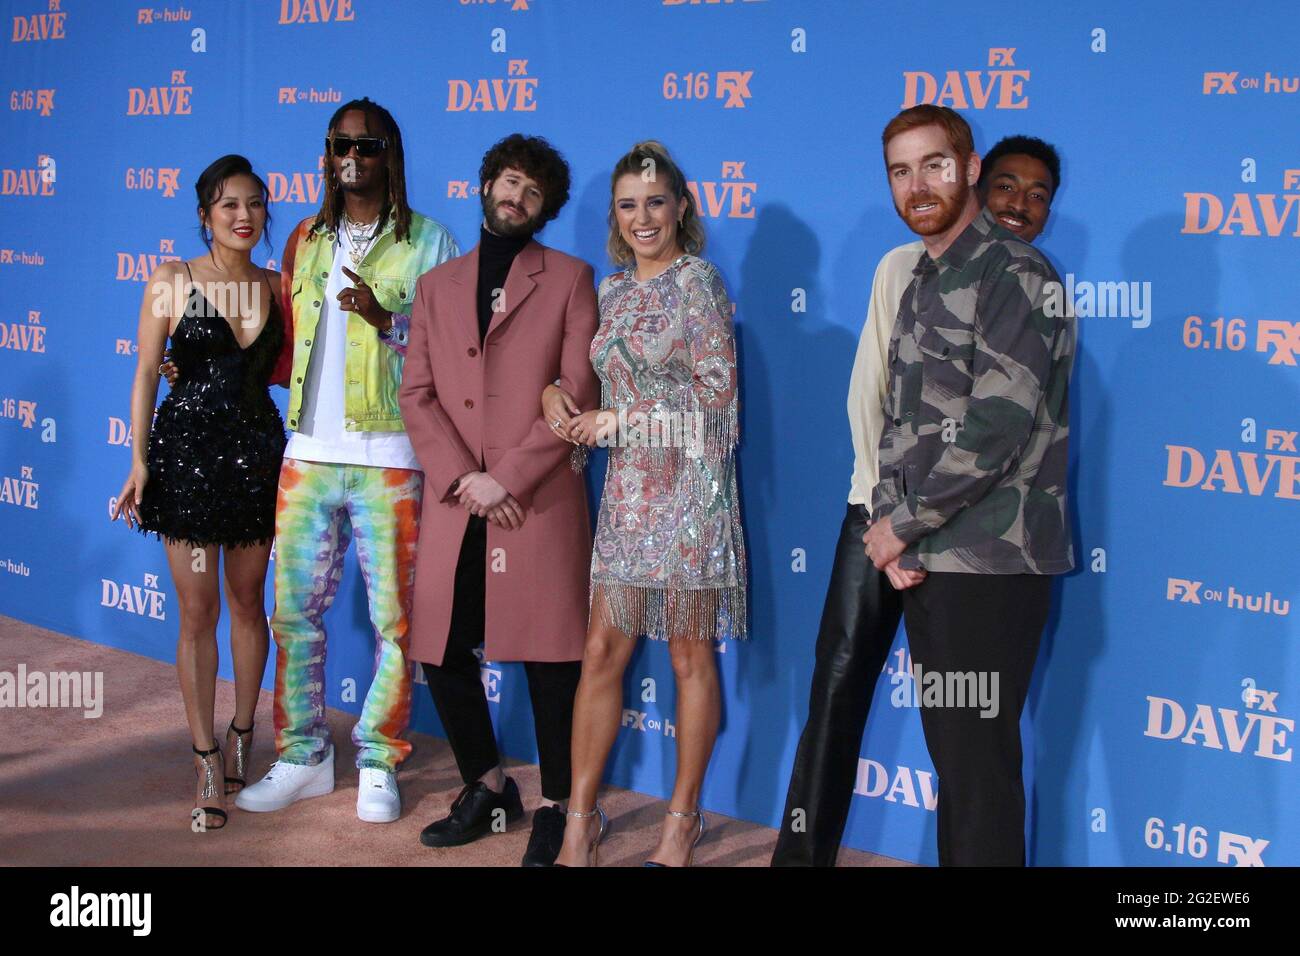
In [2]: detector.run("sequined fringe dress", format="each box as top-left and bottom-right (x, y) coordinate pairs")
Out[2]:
(587, 255), (747, 642)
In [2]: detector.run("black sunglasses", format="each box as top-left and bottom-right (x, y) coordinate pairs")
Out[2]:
(327, 135), (388, 158)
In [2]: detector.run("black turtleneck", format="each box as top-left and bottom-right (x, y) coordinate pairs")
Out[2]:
(476, 225), (530, 343)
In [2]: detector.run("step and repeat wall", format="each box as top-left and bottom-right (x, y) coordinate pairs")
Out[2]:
(2, 0), (1296, 866)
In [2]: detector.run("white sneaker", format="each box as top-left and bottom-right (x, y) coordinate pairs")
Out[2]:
(357, 768), (401, 824)
(235, 747), (335, 812)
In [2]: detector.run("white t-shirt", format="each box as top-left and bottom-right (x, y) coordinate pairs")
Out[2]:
(847, 241), (925, 508)
(284, 225), (419, 470)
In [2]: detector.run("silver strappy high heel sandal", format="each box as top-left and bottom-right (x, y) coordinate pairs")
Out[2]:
(645, 808), (706, 867)
(554, 805), (609, 866)
(192, 744), (228, 831)
(224, 721), (254, 795)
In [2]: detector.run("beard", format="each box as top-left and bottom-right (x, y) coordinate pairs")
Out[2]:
(894, 179), (970, 237)
(481, 192), (540, 238)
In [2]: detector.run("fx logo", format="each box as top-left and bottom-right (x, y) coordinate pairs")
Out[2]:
(1202, 72), (1239, 94)
(1244, 686), (1279, 713)
(1265, 429), (1298, 452)
(1216, 831), (1268, 867)
(447, 181), (473, 198)
(1166, 578), (1202, 603)
(716, 71), (753, 108)
(1257, 320), (1300, 366)
(278, 87), (299, 103)
(155, 168), (180, 198)
(988, 48), (1016, 65)
(621, 708), (646, 730)
(0, 250), (12, 264)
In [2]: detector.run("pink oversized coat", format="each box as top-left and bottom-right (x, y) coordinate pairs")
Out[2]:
(399, 240), (600, 665)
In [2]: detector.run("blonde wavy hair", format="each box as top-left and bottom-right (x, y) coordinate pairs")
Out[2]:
(606, 140), (706, 267)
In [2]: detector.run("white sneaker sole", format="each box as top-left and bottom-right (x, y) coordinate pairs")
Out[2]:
(236, 775), (335, 813)
(356, 802), (401, 824)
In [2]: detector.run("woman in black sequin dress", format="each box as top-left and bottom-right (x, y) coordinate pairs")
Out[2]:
(136, 263), (284, 548)
(112, 155), (286, 831)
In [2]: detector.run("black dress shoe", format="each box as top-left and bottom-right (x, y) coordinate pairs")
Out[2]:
(521, 804), (566, 867)
(419, 778), (524, 848)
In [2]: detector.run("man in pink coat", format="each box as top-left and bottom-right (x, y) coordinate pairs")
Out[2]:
(399, 134), (598, 866)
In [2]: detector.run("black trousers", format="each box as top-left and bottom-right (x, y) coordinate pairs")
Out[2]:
(772, 504), (904, 866)
(422, 515), (582, 803)
(901, 570), (1051, 866)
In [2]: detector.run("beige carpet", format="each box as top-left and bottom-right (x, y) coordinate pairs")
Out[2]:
(0, 615), (907, 867)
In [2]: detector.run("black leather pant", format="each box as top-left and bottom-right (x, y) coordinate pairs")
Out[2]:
(771, 503), (903, 866)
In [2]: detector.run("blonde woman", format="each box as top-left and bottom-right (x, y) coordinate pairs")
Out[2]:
(545, 142), (747, 866)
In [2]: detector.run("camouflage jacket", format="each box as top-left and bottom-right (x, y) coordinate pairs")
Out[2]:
(872, 207), (1075, 574)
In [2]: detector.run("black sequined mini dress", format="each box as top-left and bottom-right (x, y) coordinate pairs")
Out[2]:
(137, 266), (286, 549)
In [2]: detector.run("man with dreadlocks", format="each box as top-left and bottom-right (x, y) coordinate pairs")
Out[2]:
(236, 98), (459, 825)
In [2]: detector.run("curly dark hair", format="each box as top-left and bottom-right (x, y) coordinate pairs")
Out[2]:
(978, 134), (1061, 195)
(478, 133), (571, 227)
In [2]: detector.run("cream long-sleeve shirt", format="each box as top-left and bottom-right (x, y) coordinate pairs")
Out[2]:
(847, 241), (924, 509)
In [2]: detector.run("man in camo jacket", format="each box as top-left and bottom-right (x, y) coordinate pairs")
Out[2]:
(864, 105), (1075, 866)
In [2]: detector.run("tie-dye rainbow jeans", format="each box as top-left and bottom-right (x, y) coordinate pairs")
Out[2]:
(270, 458), (422, 772)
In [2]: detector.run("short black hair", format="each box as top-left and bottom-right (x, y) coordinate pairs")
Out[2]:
(478, 133), (571, 227)
(978, 135), (1061, 196)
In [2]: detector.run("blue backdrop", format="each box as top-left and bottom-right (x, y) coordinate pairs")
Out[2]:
(2, 0), (1296, 866)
